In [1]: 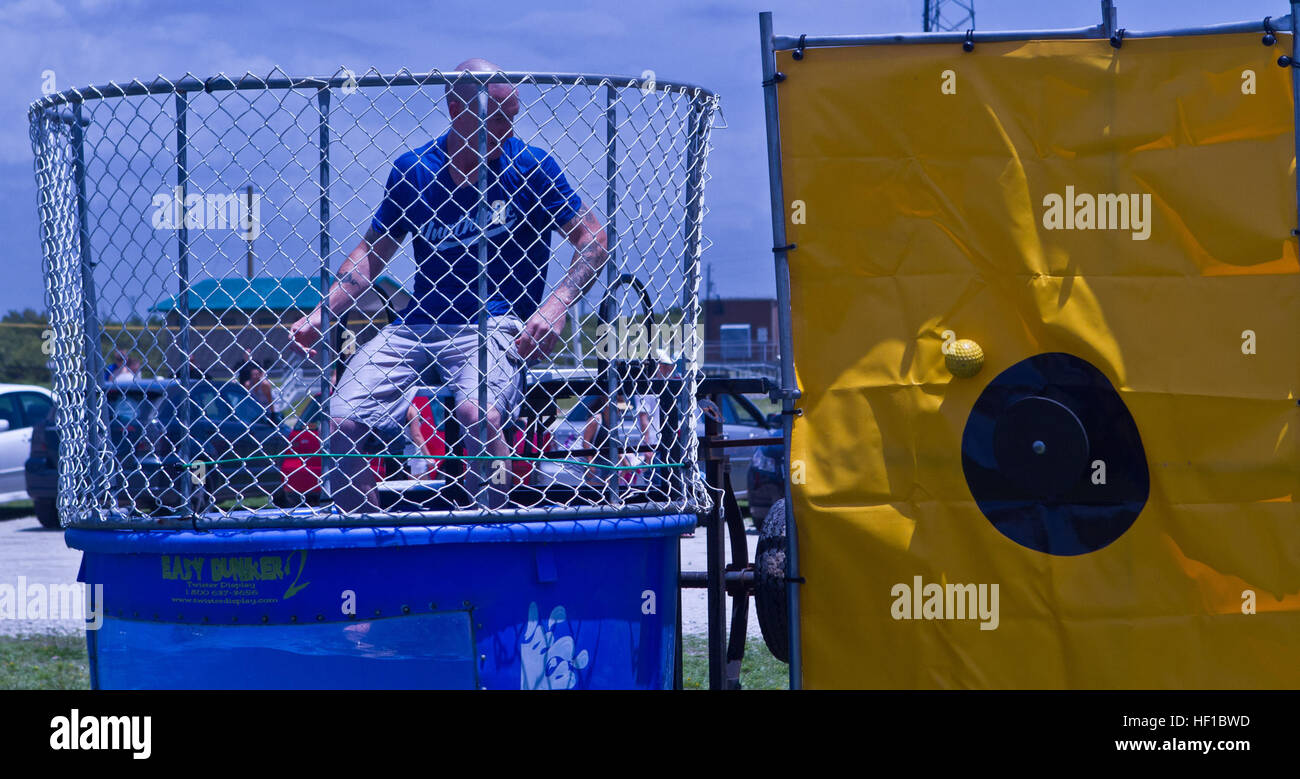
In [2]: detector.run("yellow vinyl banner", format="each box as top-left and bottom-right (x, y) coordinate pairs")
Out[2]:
(776, 33), (1300, 688)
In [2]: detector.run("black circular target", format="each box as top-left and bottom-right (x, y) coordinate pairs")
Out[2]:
(961, 352), (1149, 556)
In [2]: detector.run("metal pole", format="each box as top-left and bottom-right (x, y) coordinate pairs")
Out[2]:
(317, 88), (334, 506)
(676, 97), (724, 688)
(703, 399), (727, 689)
(1292, 4), (1300, 236)
(758, 10), (804, 690)
(475, 81), (491, 502)
(70, 104), (106, 508)
(679, 103), (706, 508)
(245, 184), (255, 279)
(174, 92), (195, 512)
(603, 85), (620, 505)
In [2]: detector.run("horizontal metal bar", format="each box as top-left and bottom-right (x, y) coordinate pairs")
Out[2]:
(698, 376), (773, 395)
(775, 26), (1102, 48)
(1125, 16), (1293, 39)
(71, 500), (702, 530)
(38, 109), (91, 127)
(701, 435), (782, 450)
(529, 375), (772, 400)
(28, 70), (717, 113)
(772, 15), (1290, 50)
(680, 569), (755, 589)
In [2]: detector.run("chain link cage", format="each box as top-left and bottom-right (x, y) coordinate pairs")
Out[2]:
(29, 68), (720, 528)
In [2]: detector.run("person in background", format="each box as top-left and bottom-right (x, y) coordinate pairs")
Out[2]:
(633, 349), (675, 459)
(112, 355), (143, 383)
(239, 362), (275, 410)
(104, 348), (128, 382)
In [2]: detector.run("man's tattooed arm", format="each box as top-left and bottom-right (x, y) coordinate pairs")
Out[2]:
(513, 206), (609, 361)
(553, 206), (610, 306)
(322, 227), (399, 317)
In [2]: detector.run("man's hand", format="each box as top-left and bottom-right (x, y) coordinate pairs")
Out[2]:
(515, 206), (607, 362)
(288, 309), (323, 357)
(287, 229), (398, 360)
(516, 297), (567, 362)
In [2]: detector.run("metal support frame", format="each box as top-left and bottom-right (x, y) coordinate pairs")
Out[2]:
(771, 12), (1292, 50)
(174, 92), (195, 513)
(31, 67), (721, 535)
(31, 72), (716, 111)
(681, 97), (711, 688)
(697, 394), (754, 690)
(702, 400), (727, 689)
(69, 105), (106, 501)
(602, 85), (622, 506)
(759, 10), (804, 691)
(759, 4), (1295, 690)
(1292, 2), (1300, 234)
(317, 88), (334, 504)
(474, 84), (492, 503)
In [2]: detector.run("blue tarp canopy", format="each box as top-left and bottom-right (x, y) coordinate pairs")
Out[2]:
(151, 276), (404, 313)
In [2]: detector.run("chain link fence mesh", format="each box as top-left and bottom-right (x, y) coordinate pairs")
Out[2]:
(29, 69), (720, 528)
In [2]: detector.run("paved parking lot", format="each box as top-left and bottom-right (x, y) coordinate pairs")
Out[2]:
(0, 512), (84, 637)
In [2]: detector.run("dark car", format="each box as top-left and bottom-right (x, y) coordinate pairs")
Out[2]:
(26, 381), (160, 527)
(133, 380), (289, 514)
(746, 442), (785, 529)
(26, 379), (289, 520)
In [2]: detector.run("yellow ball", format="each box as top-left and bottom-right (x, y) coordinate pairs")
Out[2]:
(945, 339), (984, 378)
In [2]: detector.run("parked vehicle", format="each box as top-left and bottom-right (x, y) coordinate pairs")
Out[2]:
(746, 442), (786, 527)
(538, 389), (777, 497)
(131, 380), (289, 514)
(0, 384), (55, 524)
(27, 380), (211, 523)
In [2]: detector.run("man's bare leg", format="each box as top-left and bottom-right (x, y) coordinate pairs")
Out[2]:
(455, 401), (508, 508)
(329, 418), (378, 513)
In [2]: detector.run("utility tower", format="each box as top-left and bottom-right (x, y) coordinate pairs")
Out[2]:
(922, 0), (975, 32)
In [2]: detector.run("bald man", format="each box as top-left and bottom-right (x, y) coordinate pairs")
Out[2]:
(290, 58), (609, 511)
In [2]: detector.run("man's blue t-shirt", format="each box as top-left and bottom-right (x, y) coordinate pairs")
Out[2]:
(371, 133), (583, 325)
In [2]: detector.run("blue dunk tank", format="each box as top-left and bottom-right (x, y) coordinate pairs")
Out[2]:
(29, 69), (720, 689)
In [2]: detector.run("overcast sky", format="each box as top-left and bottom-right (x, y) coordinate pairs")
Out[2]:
(3, 0), (1287, 313)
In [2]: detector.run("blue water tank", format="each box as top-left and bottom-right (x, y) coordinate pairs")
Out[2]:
(65, 513), (694, 690)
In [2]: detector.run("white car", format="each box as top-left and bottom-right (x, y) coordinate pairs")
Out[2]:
(0, 384), (54, 504)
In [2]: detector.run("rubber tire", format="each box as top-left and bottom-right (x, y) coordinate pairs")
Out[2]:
(33, 497), (60, 529)
(754, 497), (790, 664)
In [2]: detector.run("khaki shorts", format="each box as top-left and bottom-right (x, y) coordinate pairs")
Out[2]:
(329, 316), (525, 436)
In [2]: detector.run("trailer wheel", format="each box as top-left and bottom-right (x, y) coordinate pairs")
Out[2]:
(754, 497), (789, 663)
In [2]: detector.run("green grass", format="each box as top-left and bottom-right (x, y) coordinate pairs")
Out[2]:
(0, 630), (789, 690)
(0, 499), (35, 521)
(0, 632), (90, 690)
(681, 634), (788, 690)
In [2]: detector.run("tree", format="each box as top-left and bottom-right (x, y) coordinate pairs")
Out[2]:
(0, 309), (52, 386)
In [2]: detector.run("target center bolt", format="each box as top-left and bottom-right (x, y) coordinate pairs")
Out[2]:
(1032, 440), (1047, 455)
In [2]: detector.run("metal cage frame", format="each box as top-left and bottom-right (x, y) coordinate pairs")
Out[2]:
(29, 68), (722, 531)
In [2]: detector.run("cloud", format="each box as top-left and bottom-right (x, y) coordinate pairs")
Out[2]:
(504, 10), (627, 38)
(0, 0), (67, 21)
